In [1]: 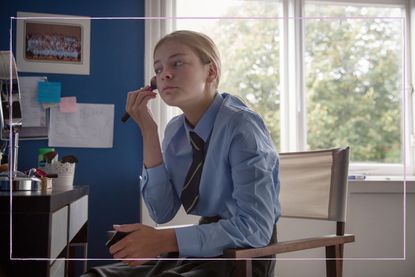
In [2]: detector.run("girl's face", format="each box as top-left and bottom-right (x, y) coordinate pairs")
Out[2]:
(153, 40), (214, 109)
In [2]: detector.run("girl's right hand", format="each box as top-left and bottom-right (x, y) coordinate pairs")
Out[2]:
(125, 86), (158, 133)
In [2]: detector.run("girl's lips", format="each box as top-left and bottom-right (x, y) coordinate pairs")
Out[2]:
(162, 86), (177, 92)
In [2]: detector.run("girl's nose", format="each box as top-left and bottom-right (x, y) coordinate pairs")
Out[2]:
(161, 68), (173, 80)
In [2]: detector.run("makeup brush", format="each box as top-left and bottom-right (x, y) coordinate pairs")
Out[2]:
(121, 77), (157, 123)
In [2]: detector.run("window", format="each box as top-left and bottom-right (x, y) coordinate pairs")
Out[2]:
(176, 0), (281, 146)
(148, 0), (414, 176)
(303, 1), (409, 175)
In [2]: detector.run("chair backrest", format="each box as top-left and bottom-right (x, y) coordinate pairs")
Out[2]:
(279, 147), (350, 222)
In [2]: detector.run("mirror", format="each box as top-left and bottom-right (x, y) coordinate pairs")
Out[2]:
(0, 51), (22, 140)
(0, 51), (40, 191)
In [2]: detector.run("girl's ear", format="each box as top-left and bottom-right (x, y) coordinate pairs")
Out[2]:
(206, 62), (218, 84)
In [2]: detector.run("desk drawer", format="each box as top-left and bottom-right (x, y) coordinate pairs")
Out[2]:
(69, 195), (88, 241)
(50, 206), (68, 261)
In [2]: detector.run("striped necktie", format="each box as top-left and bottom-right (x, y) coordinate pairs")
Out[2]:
(181, 131), (205, 214)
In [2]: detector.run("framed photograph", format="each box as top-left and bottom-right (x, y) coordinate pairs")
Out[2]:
(16, 12), (90, 75)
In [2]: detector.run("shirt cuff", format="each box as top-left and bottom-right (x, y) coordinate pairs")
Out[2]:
(175, 225), (202, 257)
(140, 163), (168, 191)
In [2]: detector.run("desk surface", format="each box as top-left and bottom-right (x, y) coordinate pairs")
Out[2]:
(0, 186), (89, 213)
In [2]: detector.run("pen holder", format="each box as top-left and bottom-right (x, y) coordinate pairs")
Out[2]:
(45, 161), (76, 188)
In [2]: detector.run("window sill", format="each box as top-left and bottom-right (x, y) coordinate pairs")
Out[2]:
(348, 177), (415, 194)
(355, 175), (415, 182)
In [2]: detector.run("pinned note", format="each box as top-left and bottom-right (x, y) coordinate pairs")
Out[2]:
(38, 81), (61, 103)
(59, 97), (77, 113)
(49, 103), (114, 148)
(20, 76), (47, 127)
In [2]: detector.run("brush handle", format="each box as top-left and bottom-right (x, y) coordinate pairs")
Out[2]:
(121, 77), (157, 123)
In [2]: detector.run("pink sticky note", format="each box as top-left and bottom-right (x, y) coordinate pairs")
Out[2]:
(59, 97), (77, 113)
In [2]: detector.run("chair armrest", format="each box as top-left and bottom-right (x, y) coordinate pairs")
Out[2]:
(154, 224), (195, 230)
(223, 234), (355, 258)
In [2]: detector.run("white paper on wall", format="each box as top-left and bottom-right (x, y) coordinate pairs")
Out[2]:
(19, 76), (47, 127)
(48, 103), (114, 148)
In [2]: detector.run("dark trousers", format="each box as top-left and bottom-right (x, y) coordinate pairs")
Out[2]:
(83, 217), (276, 277)
(83, 254), (275, 277)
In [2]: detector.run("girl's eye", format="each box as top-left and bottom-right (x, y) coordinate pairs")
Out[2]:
(154, 68), (162, 74)
(173, 61), (183, 67)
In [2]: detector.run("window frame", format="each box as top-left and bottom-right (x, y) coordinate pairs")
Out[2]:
(146, 0), (415, 176)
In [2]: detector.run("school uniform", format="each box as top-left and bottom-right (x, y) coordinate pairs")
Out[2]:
(85, 93), (280, 276)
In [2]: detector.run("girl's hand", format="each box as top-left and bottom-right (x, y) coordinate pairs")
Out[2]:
(125, 86), (158, 133)
(109, 223), (177, 267)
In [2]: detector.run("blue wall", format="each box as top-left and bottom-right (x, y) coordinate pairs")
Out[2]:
(1, 0), (146, 268)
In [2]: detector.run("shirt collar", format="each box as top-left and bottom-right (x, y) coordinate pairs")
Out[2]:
(183, 93), (223, 142)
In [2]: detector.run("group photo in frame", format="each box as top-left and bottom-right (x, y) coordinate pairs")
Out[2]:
(16, 12), (90, 75)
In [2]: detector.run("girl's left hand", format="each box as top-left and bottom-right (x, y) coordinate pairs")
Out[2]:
(109, 223), (160, 266)
(109, 223), (178, 267)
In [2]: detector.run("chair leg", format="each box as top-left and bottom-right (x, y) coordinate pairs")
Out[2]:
(325, 244), (343, 277)
(82, 243), (88, 273)
(232, 259), (252, 277)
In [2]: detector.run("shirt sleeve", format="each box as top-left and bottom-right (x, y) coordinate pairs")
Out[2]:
(175, 112), (280, 257)
(141, 163), (181, 224)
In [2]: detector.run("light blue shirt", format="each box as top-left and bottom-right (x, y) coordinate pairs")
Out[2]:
(141, 93), (280, 257)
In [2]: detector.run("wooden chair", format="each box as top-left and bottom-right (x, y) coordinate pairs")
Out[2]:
(224, 147), (355, 277)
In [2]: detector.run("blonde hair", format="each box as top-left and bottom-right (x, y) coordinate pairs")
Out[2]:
(154, 30), (221, 88)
